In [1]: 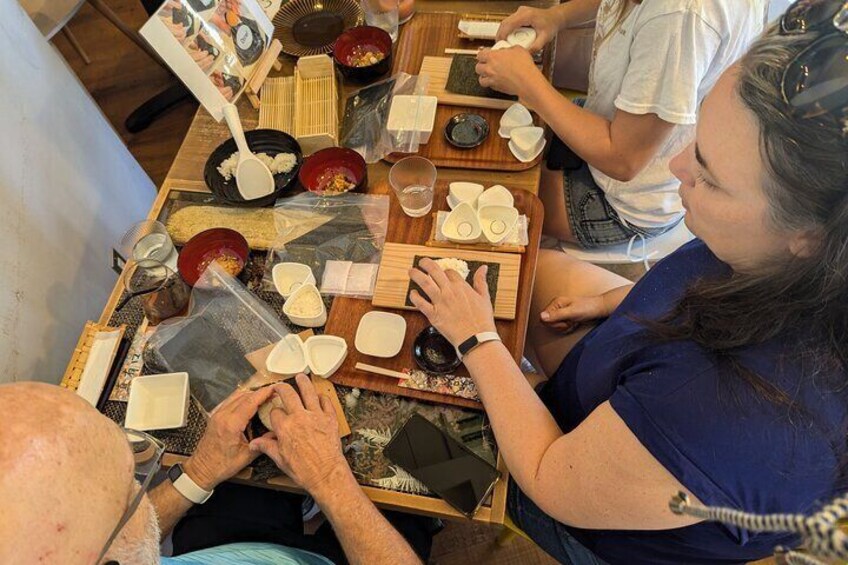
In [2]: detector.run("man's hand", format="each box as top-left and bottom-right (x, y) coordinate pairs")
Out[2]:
(496, 6), (560, 52)
(249, 375), (350, 498)
(408, 258), (497, 347)
(476, 47), (544, 98)
(540, 295), (609, 334)
(183, 386), (276, 490)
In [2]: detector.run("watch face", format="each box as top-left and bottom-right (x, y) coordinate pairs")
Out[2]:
(458, 335), (478, 356)
(167, 463), (183, 482)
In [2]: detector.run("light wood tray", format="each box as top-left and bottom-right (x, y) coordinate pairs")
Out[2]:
(386, 12), (549, 171)
(324, 180), (544, 410)
(372, 242), (521, 319)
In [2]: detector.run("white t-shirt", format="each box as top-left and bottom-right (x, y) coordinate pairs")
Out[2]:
(585, 0), (766, 228)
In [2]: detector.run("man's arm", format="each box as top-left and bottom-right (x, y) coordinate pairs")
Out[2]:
(250, 375), (421, 565)
(148, 386), (277, 536)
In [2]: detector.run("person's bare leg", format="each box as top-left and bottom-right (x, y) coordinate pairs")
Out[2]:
(529, 249), (631, 377)
(539, 165), (579, 243)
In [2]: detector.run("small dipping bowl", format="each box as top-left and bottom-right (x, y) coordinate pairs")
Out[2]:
(177, 228), (249, 286)
(413, 326), (461, 374)
(445, 113), (490, 149)
(333, 25), (393, 83)
(299, 147), (368, 195)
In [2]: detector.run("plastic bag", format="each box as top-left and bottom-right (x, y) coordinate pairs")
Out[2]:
(263, 192), (389, 298)
(340, 72), (430, 163)
(144, 263), (289, 413)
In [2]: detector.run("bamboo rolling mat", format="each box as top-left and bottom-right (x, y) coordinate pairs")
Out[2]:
(259, 77), (295, 132)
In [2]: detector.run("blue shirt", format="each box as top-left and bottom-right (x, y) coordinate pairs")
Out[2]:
(161, 542), (333, 565)
(538, 240), (847, 564)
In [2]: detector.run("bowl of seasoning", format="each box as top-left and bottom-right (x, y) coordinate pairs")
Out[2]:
(178, 228), (249, 286)
(413, 326), (461, 374)
(445, 113), (490, 149)
(333, 26), (393, 83)
(298, 147), (368, 195)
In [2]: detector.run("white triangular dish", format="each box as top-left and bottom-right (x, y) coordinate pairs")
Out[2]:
(441, 201), (482, 242)
(303, 335), (348, 379)
(511, 126), (544, 154)
(478, 204), (520, 244)
(491, 40), (513, 51)
(266, 334), (310, 376)
(508, 138), (545, 163)
(499, 103), (533, 139)
(448, 182), (484, 209)
(282, 283), (327, 328)
(507, 27), (537, 49)
(272, 262), (316, 298)
(478, 185), (515, 208)
(458, 20), (500, 39)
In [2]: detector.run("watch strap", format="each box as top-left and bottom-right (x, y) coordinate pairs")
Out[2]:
(457, 331), (501, 359)
(169, 463), (214, 504)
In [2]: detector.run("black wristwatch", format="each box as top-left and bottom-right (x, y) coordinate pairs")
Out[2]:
(456, 332), (501, 360)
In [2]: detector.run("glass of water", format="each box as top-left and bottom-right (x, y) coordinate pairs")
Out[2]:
(361, 0), (399, 42)
(389, 156), (437, 218)
(120, 220), (178, 269)
(123, 259), (190, 325)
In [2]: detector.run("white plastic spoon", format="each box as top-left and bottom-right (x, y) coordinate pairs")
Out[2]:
(222, 104), (275, 200)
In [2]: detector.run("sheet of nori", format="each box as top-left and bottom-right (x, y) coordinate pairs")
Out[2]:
(341, 78), (398, 148)
(405, 255), (500, 307)
(445, 56), (517, 101)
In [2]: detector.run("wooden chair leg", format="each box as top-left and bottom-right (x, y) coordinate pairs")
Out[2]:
(62, 28), (91, 64)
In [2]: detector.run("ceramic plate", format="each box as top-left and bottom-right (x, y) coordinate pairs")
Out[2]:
(273, 0), (362, 57)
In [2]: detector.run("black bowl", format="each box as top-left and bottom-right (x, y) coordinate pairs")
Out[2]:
(204, 129), (303, 207)
(413, 326), (462, 374)
(444, 113), (489, 149)
(334, 26), (393, 84)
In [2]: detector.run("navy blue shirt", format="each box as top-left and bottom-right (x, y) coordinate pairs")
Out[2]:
(537, 240), (847, 564)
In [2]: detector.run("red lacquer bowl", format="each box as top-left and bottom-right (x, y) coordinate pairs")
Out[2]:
(298, 147), (368, 195)
(177, 228), (249, 286)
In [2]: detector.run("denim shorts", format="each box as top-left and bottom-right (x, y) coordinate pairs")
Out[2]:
(507, 480), (609, 564)
(563, 163), (671, 249)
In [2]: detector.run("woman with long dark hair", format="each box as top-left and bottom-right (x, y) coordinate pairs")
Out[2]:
(409, 3), (848, 562)
(479, 0), (766, 248)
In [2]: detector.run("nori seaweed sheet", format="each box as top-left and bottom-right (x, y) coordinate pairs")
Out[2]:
(341, 78), (398, 148)
(445, 56), (517, 101)
(405, 255), (499, 307)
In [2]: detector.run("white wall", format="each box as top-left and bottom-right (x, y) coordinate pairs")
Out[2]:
(0, 3), (156, 383)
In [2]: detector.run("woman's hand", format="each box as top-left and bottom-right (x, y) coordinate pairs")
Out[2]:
(476, 47), (544, 98)
(408, 258), (497, 347)
(540, 295), (609, 334)
(496, 6), (560, 52)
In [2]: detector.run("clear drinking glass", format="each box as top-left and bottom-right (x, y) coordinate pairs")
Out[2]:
(123, 259), (190, 325)
(389, 156), (437, 217)
(120, 220), (178, 269)
(361, 0), (399, 42)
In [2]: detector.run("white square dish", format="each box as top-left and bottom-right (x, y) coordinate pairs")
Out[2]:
(125, 372), (190, 431)
(387, 95), (439, 145)
(355, 311), (407, 358)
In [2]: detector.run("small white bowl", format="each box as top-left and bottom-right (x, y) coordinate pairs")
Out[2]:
(442, 201), (482, 243)
(448, 182), (484, 210)
(499, 103), (533, 139)
(125, 372), (190, 431)
(266, 334), (309, 375)
(491, 39), (513, 51)
(283, 283), (327, 328)
(272, 262), (316, 298)
(478, 185), (515, 208)
(508, 138), (545, 163)
(304, 335), (348, 379)
(507, 27), (537, 49)
(478, 204), (520, 244)
(355, 311), (407, 358)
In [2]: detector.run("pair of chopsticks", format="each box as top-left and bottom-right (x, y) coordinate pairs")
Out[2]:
(355, 362), (409, 380)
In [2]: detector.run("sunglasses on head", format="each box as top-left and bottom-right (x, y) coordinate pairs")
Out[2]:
(779, 0), (848, 124)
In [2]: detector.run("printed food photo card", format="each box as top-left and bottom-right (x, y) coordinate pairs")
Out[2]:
(141, 0), (275, 120)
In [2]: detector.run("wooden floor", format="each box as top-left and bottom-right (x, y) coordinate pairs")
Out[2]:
(54, 2), (556, 562)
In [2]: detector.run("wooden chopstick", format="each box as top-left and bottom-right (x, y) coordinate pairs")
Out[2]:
(445, 48), (483, 55)
(355, 362), (410, 380)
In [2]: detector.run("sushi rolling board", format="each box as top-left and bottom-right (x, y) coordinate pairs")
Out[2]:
(421, 56), (517, 111)
(372, 242), (521, 320)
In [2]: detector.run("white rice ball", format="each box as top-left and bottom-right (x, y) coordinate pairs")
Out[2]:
(434, 258), (470, 280)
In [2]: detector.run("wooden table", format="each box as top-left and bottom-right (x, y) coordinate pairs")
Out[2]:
(94, 0), (557, 525)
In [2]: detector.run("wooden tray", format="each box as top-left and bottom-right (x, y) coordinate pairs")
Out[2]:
(385, 12), (550, 171)
(324, 181), (543, 409)
(373, 243), (521, 319)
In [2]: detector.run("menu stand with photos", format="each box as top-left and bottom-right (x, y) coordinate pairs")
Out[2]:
(141, 0), (283, 116)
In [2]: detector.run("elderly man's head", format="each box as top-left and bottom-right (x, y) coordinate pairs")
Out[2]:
(0, 382), (161, 564)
